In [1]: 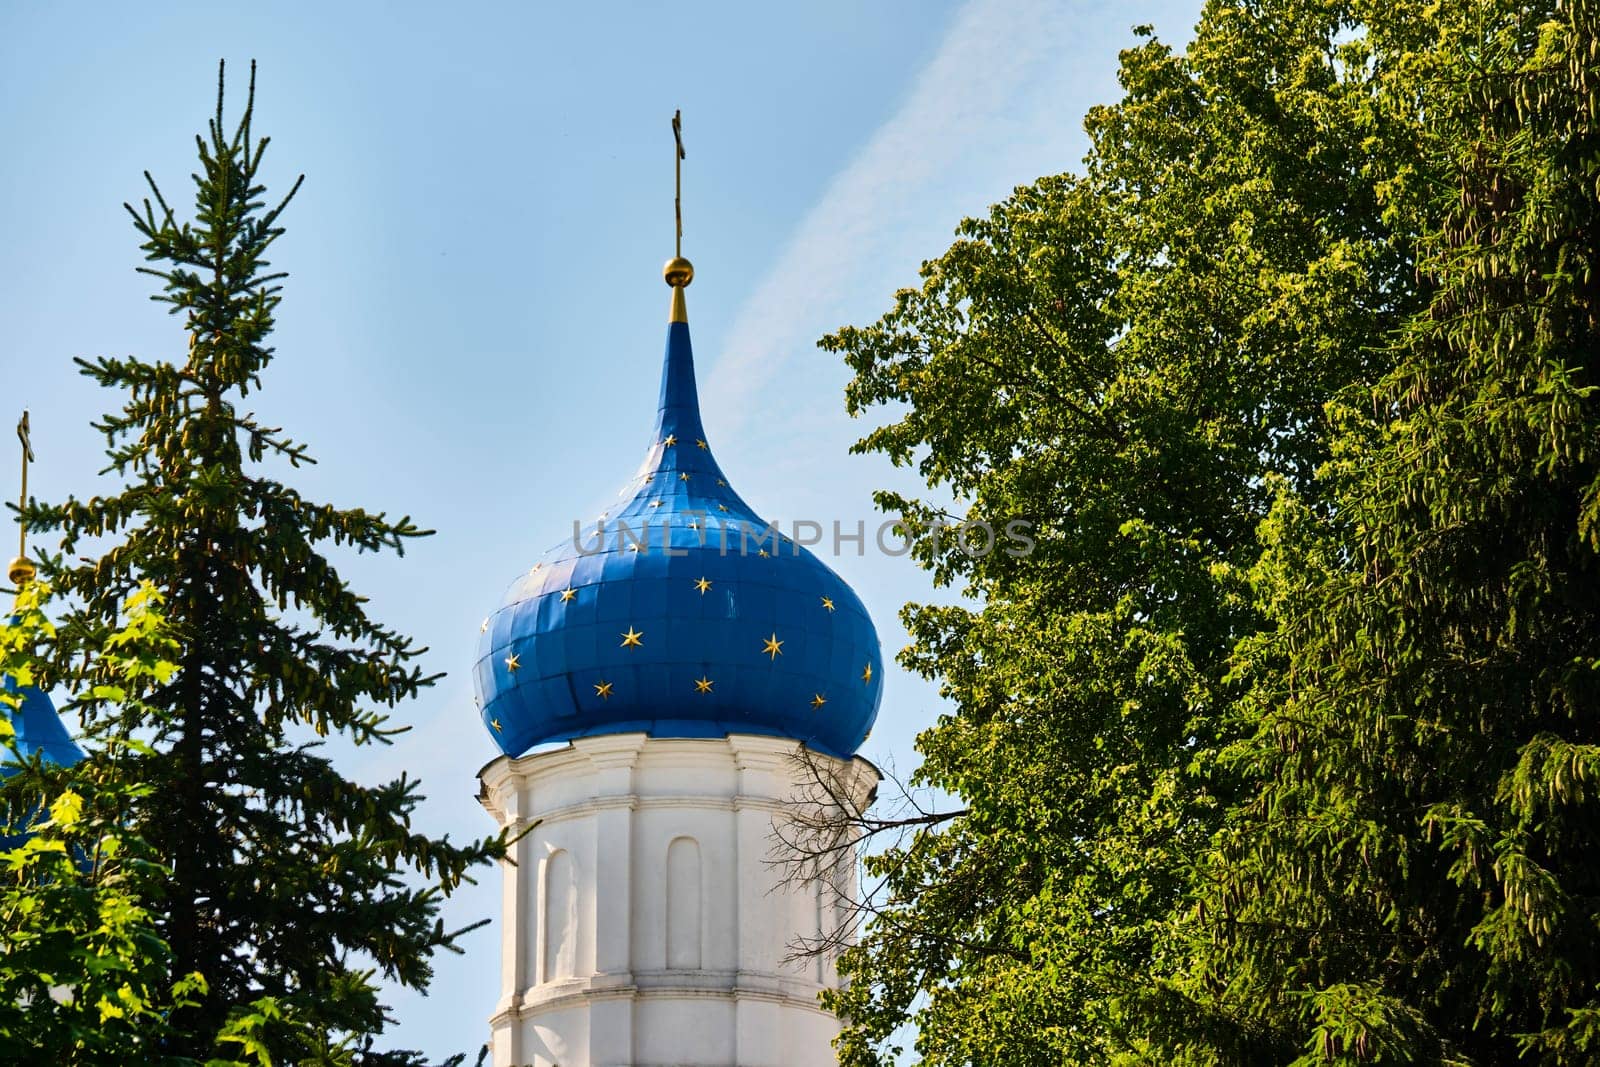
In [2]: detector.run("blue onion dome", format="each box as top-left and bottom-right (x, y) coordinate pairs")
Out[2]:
(474, 262), (883, 760)
(1, 675), (84, 852)
(4, 557), (84, 779)
(1, 675), (85, 776)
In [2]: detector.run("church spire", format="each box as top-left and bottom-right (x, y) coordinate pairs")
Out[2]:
(664, 108), (693, 324)
(473, 111), (882, 763)
(2, 409), (84, 773)
(8, 410), (36, 591)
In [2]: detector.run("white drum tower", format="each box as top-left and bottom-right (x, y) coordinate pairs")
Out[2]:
(479, 734), (877, 1066)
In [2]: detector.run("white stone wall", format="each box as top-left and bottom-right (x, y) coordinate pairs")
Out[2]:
(479, 733), (879, 1067)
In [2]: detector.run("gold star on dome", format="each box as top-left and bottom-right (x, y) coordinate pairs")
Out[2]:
(820, 596), (835, 612)
(694, 577), (712, 594)
(594, 680), (614, 700)
(810, 693), (827, 710)
(560, 587), (576, 602)
(645, 473), (655, 482)
(862, 663), (873, 684)
(620, 627), (644, 649)
(694, 676), (714, 694)
(679, 472), (691, 481)
(530, 562), (543, 575)
(480, 617), (489, 633)
(663, 434), (677, 447)
(717, 504), (729, 512)
(504, 652), (521, 673)
(762, 634), (784, 660)
(758, 549), (770, 558)
(490, 717), (502, 732)
(695, 438), (708, 449)
(716, 479), (726, 487)
(651, 500), (664, 508)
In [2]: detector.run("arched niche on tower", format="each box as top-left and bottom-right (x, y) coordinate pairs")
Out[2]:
(541, 848), (577, 982)
(814, 881), (827, 984)
(665, 835), (703, 970)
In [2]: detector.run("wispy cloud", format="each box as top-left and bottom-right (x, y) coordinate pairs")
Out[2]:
(702, 0), (1165, 445)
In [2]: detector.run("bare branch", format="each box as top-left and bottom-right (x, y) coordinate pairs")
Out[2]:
(769, 746), (967, 969)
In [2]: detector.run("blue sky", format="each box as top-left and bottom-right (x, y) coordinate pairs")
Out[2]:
(0, 0), (1201, 1058)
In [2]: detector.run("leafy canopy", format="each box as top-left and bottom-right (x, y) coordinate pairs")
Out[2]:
(0, 582), (196, 1065)
(817, 0), (1599, 1063)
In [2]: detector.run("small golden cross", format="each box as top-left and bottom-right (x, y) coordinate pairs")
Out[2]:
(672, 109), (686, 258)
(16, 410), (33, 561)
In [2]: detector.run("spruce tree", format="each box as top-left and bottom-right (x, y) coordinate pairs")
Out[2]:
(1185, 2), (1600, 1061)
(26, 62), (500, 1063)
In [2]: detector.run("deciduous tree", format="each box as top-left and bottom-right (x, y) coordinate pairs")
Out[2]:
(818, 2), (1431, 1060)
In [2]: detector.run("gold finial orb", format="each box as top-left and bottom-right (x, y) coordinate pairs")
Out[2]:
(8, 555), (35, 587)
(663, 256), (694, 288)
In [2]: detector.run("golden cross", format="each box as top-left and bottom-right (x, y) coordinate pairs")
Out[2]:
(672, 109), (685, 258)
(15, 410), (32, 561)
